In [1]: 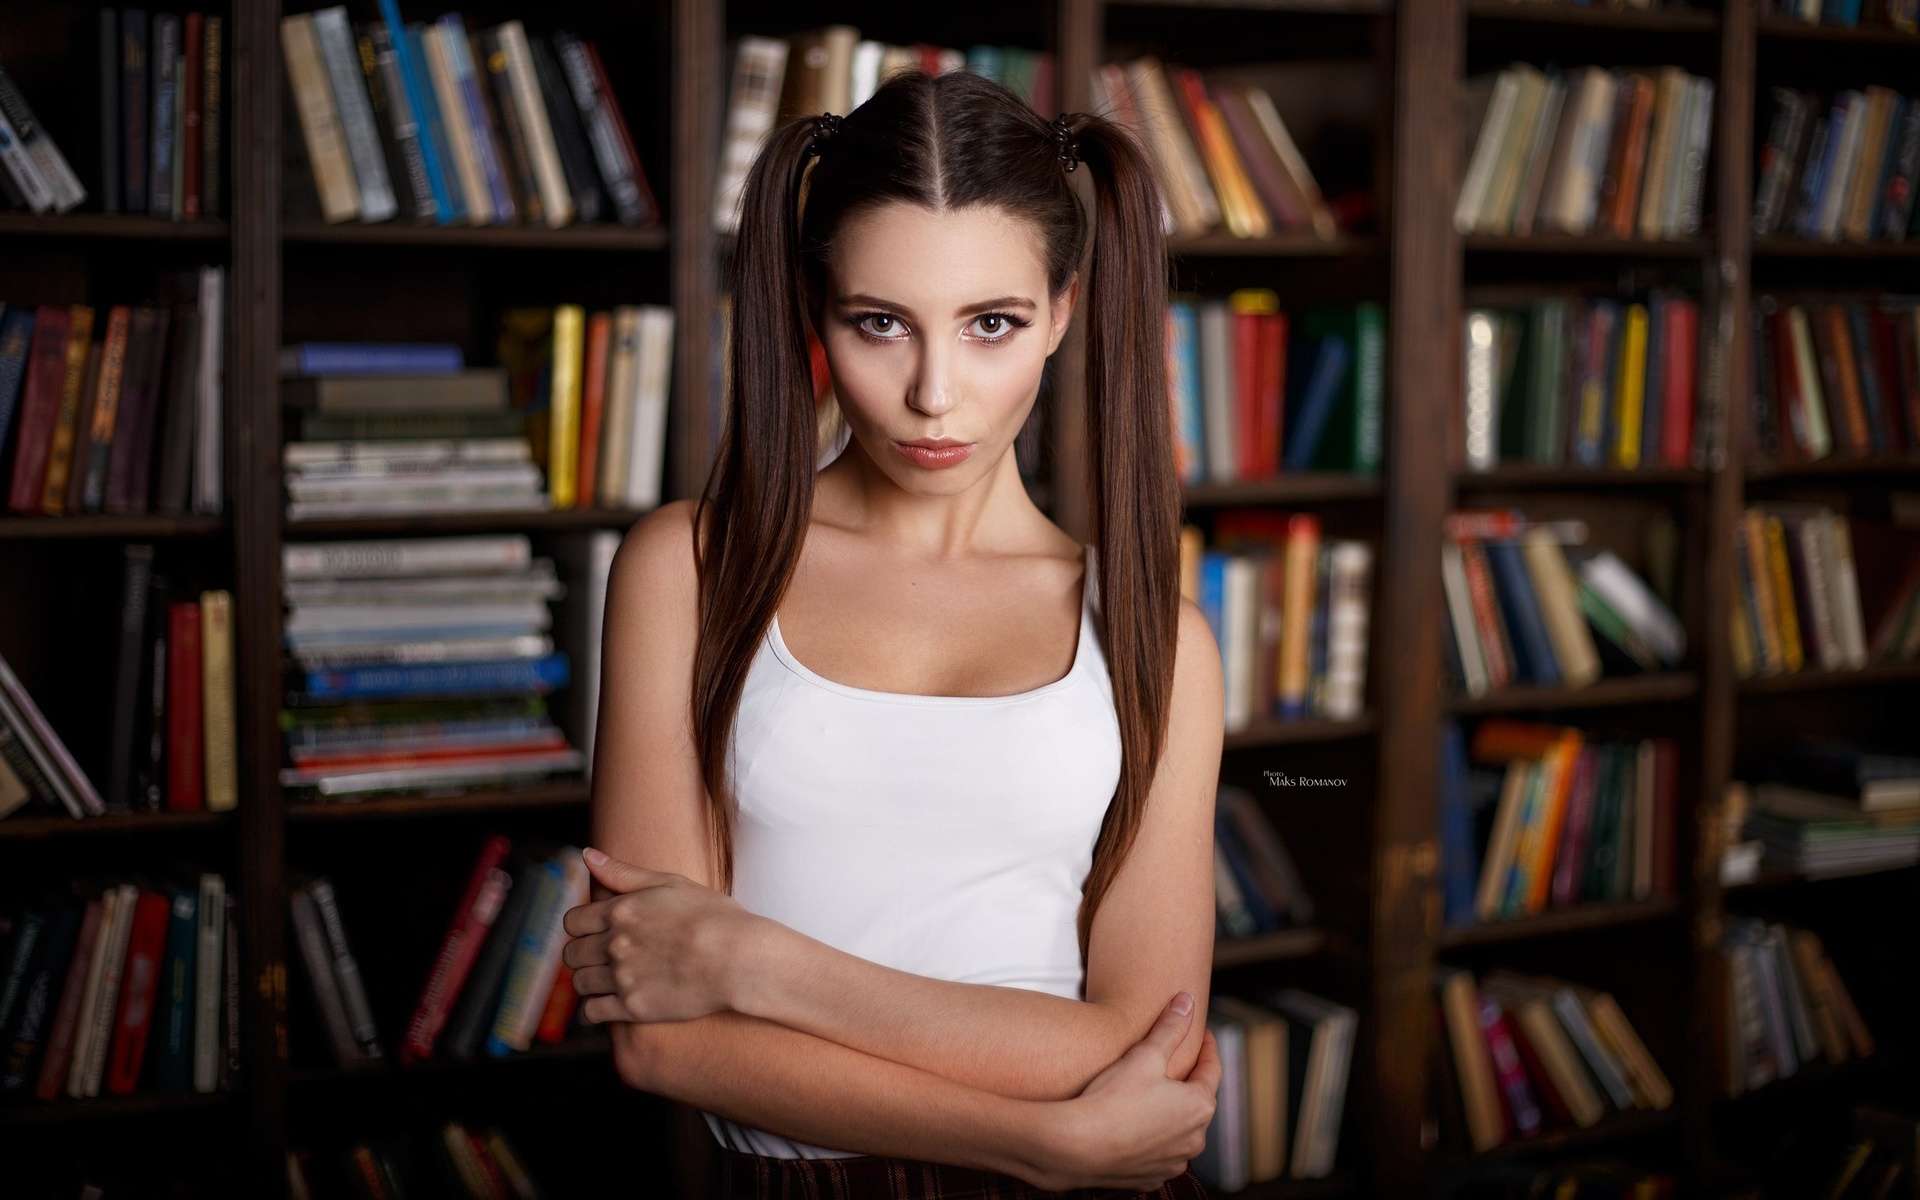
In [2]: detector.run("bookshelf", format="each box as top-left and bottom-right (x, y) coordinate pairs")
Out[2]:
(3, 0), (1916, 1195)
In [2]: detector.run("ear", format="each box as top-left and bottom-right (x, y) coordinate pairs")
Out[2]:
(1046, 272), (1080, 357)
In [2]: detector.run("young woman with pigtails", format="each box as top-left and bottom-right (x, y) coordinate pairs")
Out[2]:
(560, 68), (1225, 1198)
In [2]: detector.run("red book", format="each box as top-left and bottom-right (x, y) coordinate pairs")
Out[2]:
(1257, 313), (1287, 477)
(1478, 996), (1541, 1138)
(534, 962), (579, 1043)
(6, 306), (72, 514)
(1549, 745), (1600, 908)
(1651, 736), (1678, 896)
(401, 834), (514, 1064)
(1232, 306), (1262, 478)
(1660, 299), (1697, 466)
(1504, 1010), (1573, 1128)
(33, 897), (106, 1102)
(166, 601), (203, 811)
(181, 14), (204, 220)
(104, 891), (170, 1094)
(576, 313), (612, 507)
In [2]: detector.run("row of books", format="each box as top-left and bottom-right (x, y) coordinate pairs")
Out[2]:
(1463, 292), (1701, 473)
(1179, 514), (1375, 730)
(287, 1121), (548, 1200)
(281, 535), (587, 802)
(0, 873), (237, 1104)
(1213, 785), (1314, 940)
(1439, 720), (1679, 928)
(283, 6), (654, 228)
(1730, 778), (1920, 879)
(1094, 58), (1342, 242)
(1764, 0), (1919, 29)
(1457, 65), (1713, 241)
(1728, 503), (1920, 680)
(1756, 88), (1920, 244)
(0, 279), (225, 519)
(1438, 967), (1673, 1155)
(1170, 298), (1384, 484)
(1751, 297), (1920, 463)
(1197, 990), (1357, 1189)
(714, 31), (1056, 234)
(1441, 508), (1686, 698)
(1720, 920), (1872, 1098)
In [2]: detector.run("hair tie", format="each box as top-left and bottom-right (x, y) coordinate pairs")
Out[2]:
(1051, 114), (1080, 172)
(808, 112), (843, 157)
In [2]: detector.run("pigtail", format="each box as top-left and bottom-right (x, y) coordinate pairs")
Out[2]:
(692, 117), (826, 891)
(1065, 114), (1182, 956)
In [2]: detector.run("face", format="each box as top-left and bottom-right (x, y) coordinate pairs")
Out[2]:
(817, 201), (1077, 492)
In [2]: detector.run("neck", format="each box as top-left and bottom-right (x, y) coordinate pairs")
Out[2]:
(813, 427), (1047, 559)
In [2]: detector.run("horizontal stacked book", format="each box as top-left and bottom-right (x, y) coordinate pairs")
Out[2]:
(282, 6), (656, 228)
(1197, 990), (1357, 1189)
(1729, 773), (1920, 879)
(280, 535), (585, 803)
(1213, 785), (1315, 941)
(1463, 292), (1701, 472)
(1719, 920), (1873, 1097)
(1438, 720), (1679, 928)
(1180, 512), (1375, 731)
(1764, 0), (1917, 28)
(1755, 87), (1920, 244)
(1751, 296), (1920, 463)
(1438, 967), (1673, 1154)
(1170, 297), (1384, 484)
(0, 278), (227, 519)
(0, 872), (237, 1104)
(288, 1120), (548, 1200)
(1441, 508), (1686, 698)
(1457, 64), (1714, 241)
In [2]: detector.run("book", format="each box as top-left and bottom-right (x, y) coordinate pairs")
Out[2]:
(166, 600), (204, 811)
(402, 834), (513, 1063)
(485, 849), (586, 1055)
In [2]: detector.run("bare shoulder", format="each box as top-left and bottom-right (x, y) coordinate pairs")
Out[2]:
(1167, 597), (1224, 744)
(609, 499), (702, 617)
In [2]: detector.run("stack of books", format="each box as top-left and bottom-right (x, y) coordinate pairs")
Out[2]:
(1, 873), (237, 1104)
(287, 1121), (547, 1200)
(279, 535), (585, 804)
(282, 6), (656, 228)
(0, 280), (227, 519)
(1751, 296), (1920, 463)
(1214, 785), (1315, 941)
(1456, 64), (1714, 241)
(1197, 990), (1358, 1189)
(1756, 88), (1920, 244)
(0, 51), (89, 215)
(1169, 297), (1384, 484)
(1765, 0), (1918, 29)
(1462, 292), (1701, 473)
(1441, 508), (1687, 698)
(1438, 968), (1673, 1154)
(1740, 781), (1920, 879)
(715, 30), (1055, 233)
(1728, 503), (1920, 679)
(1438, 720), (1679, 929)
(1179, 513), (1375, 731)
(1720, 920), (1873, 1097)
(1094, 59), (1342, 241)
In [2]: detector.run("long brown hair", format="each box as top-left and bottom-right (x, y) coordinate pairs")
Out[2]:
(693, 70), (1179, 955)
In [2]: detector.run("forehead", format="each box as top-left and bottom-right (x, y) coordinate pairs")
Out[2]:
(829, 202), (1050, 302)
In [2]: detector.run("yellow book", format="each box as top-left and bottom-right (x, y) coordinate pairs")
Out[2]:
(1276, 516), (1320, 717)
(1524, 730), (1584, 914)
(1743, 508), (1784, 674)
(1194, 89), (1271, 239)
(547, 305), (586, 509)
(1729, 586), (1756, 680)
(1612, 304), (1648, 468)
(200, 591), (238, 813)
(1179, 525), (1204, 603)
(1762, 513), (1805, 672)
(41, 305), (95, 515)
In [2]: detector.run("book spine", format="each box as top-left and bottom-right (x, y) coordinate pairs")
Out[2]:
(376, 0), (453, 224)
(2, 903), (80, 1097)
(192, 873), (223, 1092)
(368, 23), (435, 222)
(478, 30), (541, 226)
(421, 23), (489, 226)
(548, 305), (585, 508)
(200, 591), (238, 812)
(576, 312), (611, 504)
(401, 835), (512, 1063)
(8, 307), (72, 514)
(180, 12), (202, 219)
(288, 886), (361, 1067)
(554, 33), (643, 225)
(625, 307), (675, 509)
(155, 886), (197, 1091)
(307, 879), (383, 1060)
(97, 11), (121, 212)
(0, 62), (84, 212)
(39, 305), (96, 515)
(0, 651), (105, 817)
(584, 41), (656, 223)
(484, 855), (576, 1056)
(166, 600), (204, 811)
(220, 893), (239, 1088)
(286, 342), (464, 376)
(192, 266), (223, 515)
(201, 17), (221, 216)
(122, 10), (148, 213)
(313, 6), (397, 223)
(496, 21), (572, 228)
(299, 654), (571, 701)
(47, 893), (111, 1099)
(101, 890), (165, 1094)
(437, 14), (513, 223)
(281, 13), (362, 224)
(107, 544), (156, 812)
(81, 306), (133, 513)
(528, 36), (600, 223)
(148, 14), (177, 216)
(1479, 999), (1542, 1137)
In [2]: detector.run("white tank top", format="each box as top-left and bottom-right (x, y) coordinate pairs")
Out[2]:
(702, 542), (1124, 1158)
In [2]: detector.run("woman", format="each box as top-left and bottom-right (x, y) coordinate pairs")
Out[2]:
(561, 69), (1225, 1197)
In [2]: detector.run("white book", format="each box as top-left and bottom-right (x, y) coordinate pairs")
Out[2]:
(1441, 540), (1490, 698)
(1128, 58), (1219, 236)
(1323, 541), (1373, 720)
(193, 266), (224, 514)
(714, 37), (790, 234)
(1576, 550), (1685, 666)
(1463, 310), (1499, 471)
(597, 307), (642, 506)
(850, 40), (885, 108)
(284, 535), (534, 580)
(65, 886), (125, 1097)
(280, 13), (359, 222)
(0, 107), (56, 213)
(1455, 69), (1521, 235)
(1785, 309), (1834, 458)
(624, 305), (676, 509)
(422, 25), (490, 225)
(495, 21), (573, 227)
(79, 884), (141, 1097)
(1198, 300), (1235, 483)
(286, 439), (532, 469)
(285, 464), (544, 498)
(285, 600), (553, 635)
(1816, 93), (1867, 242)
(1676, 77), (1714, 236)
(1195, 1013), (1249, 1192)
(312, 7), (398, 222)
(1823, 513), (1868, 669)
(193, 873), (225, 1092)
(288, 493), (549, 521)
(1557, 68), (1620, 235)
(1222, 555), (1260, 733)
(1480, 66), (1548, 234)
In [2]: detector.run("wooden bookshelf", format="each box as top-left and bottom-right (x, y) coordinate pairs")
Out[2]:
(280, 220), (670, 251)
(0, 810), (232, 840)
(1437, 896), (1684, 949)
(1445, 671), (1701, 714)
(283, 781), (591, 823)
(0, 514), (227, 540)
(1214, 926), (1330, 968)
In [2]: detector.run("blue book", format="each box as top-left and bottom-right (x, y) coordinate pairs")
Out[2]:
(1832, 0), (1863, 25)
(0, 307), (35, 454)
(1848, 303), (1891, 455)
(279, 342), (464, 377)
(1572, 301), (1618, 467)
(0, 901), (80, 1097)
(436, 14), (514, 223)
(965, 45), (1003, 84)
(1198, 552), (1228, 652)
(1169, 299), (1205, 483)
(404, 22), (467, 224)
(1281, 334), (1351, 471)
(1214, 813), (1279, 933)
(1438, 722), (1478, 927)
(375, 0), (453, 224)
(301, 653), (571, 701)
(1300, 543), (1332, 721)
(1483, 538), (1561, 686)
(1797, 106), (1844, 238)
(484, 852), (570, 1057)
(156, 885), (197, 1092)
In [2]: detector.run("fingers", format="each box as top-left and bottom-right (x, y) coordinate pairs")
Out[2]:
(1185, 1028), (1223, 1094)
(580, 994), (625, 1025)
(570, 965), (617, 1000)
(562, 899), (613, 938)
(581, 847), (667, 895)
(561, 930), (611, 971)
(1134, 992), (1197, 1063)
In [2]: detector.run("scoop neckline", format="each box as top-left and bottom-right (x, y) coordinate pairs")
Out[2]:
(766, 544), (1095, 707)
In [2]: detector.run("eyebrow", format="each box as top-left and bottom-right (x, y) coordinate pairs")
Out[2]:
(836, 292), (1039, 318)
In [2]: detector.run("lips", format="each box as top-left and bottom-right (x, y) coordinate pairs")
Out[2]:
(892, 438), (974, 469)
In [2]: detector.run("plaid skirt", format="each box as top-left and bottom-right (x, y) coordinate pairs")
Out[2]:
(717, 1151), (1210, 1200)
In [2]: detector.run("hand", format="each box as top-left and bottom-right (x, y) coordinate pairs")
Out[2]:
(1024, 993), (1221, 1193)
(562, 847), (762, 1024)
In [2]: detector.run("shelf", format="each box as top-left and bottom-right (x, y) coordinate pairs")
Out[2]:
(1743, 452), (1920, 480)
(1439, 1107), (1682, 1169)
(1717, 1050), (1906, 1105)
(1466, 0), (1719, 30)
(1463, 233), (1709, 257)
(1722, 862), (1919, 892)
(1109, 0), (1387, 12)
(1751, 236), (1920, 259)
(1214, 1172), (1357, 1199)
(0, 513), (226, 541)
(1439, 896), (1682, 949)
(1215, 926), (1329, 968)
(0, 1089), (237, 1127)
(283, 220), (668, 251)
(289, 1033), (612, 1086)
(1448, 671), (1699, 714)
(0, 212), (229, 241)
(1169, 233), (1381, 257)
(1183, 474), (1383, 506)
(284, 507), (650, 538)
(1756, 15), (1920, 44)
(1736, 659), (1920, 696)
(1225, 714), (1377, 749)
(285, 781), (590, 823)
(0, 810), (231, 840)
(1456, 464), (1708, 489)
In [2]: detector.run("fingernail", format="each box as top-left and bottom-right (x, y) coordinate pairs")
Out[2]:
(583, 847), (609, 866)
(1171, 991), (1193, 1016)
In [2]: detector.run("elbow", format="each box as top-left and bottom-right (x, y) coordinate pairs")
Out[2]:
(610, 1022), (667, 1093)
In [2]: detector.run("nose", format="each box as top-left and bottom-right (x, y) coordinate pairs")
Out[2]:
(906, 334), (957, 417)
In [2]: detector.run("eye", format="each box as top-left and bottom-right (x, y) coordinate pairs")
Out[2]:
(968, 312), (1030, 342)
(851, 312), (909, 341)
